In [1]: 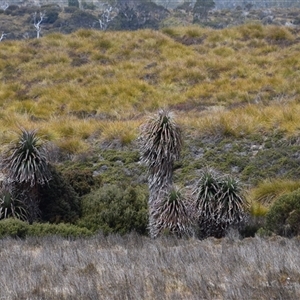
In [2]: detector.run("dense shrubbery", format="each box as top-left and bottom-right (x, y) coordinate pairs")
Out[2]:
(77, 184), (148, 235)
(39, 165), (81, 224)
(0, 183), (148, 238)
(0, 218), (92, 238)
(265, 189), (300, 237)
(61, 168), (100, 196)
(68, 0), (79, 8)
(0, 119), (295, 240)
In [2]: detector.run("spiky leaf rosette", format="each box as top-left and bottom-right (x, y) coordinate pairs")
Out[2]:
(139, 109), (182, 187)
(192, 168), (220, 220)
(150, 186), (192, 238)
(2, 129), (51, 187)
(0, 188), (28, 221)
(192, 169), (248, 238)
(216, 176), (248, 226)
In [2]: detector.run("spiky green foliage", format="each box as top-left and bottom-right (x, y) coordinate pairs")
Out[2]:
(193, 168), (248, 238)
(2, 129), (51, 187)
(217, 176), (248, 225)
(1, 129), (52, 223)
(0, 189), (27, 221)
(193, 168), (220, 220)
(139, 109), (182, 190)
(150, 186), (192, 238)
(139, 110), (183, 238)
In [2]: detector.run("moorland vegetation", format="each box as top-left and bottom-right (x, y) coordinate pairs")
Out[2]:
(1, 7), (300, 297)
(1, 22), (300, 238)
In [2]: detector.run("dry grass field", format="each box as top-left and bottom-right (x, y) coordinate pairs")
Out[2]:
(0, 233), (300, 299)
(1, 24), (300, 154)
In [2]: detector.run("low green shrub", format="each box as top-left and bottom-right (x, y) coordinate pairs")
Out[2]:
(4, 5), (19, 15)
(78, 184), (148, 235)
(64, 6), (78, 13)
(0, 218), (28, 238)
(43, 11), (59, 24)
(266, 188), (300, 237)
(27, 222), (92, 238)
(239, 215), (266, 238)
(256, 227), (273, 237)
(82, 1), (96, 10)
(0, 218), (92, 238)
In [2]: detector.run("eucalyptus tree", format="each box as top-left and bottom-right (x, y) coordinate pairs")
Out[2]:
(33, 12), (45, 39)
(0, 32), (7, 42)
(2, 129), (51, 223)
(139, 109), (190, 238)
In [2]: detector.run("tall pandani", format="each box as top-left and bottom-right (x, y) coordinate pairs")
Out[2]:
(1, 128), (51, 223)
(139, 109), (191, 238)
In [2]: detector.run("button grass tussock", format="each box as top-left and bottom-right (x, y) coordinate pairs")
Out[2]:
(1, 26), (300, 149)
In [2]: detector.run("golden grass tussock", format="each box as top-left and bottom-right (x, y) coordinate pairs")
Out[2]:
(248, 178), (300, 207)
(0, 111), (38, 133)
(55, 137), (90, 155)
(249, 200), (269, 217)
(44, 117), (98, 140)
(265, 26), (295, 42)
(1, 25), (300, 154)
(179, 99), (300, 139)
(98, 119), (141, 145)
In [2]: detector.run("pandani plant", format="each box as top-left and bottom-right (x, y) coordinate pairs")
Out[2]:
(193, 168), (248, 238)
(139, 109), (185, 238)
(139, 109), (182, 192)
(150, 186), (193, 238)
(0, 187), (28, 221)
(1, 128), (52, 223)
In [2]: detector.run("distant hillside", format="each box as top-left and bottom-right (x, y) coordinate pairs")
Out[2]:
(2, 0), (300, 9)
(0, 0), (300, 9)
(1, 0), (300, 40)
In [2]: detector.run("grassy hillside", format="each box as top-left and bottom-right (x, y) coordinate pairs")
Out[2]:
(1, 24), (300, 298)
(1, 23), (300, 217)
